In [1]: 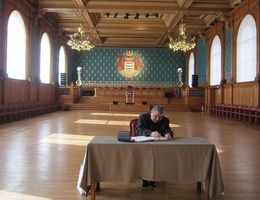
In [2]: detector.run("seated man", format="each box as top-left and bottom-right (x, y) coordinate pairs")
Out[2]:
(136, 105), (174, 188)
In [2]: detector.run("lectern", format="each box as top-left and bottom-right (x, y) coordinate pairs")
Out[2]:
(125, 86), (135, 104)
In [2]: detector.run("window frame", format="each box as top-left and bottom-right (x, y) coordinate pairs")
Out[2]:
(188, 52), (195, 88)
(210, 35), (222, 86)
(58, 45), (67, 86)
(6, 10), (28, 80)
(236, 14), (257, 83)
(40, 32), (52, 84)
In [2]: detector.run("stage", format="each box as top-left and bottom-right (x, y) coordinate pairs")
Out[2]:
(109, 103), (150, 112)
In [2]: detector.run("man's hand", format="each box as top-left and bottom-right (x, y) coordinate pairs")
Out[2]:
(150, 131), (161, 138)
(164, 133), (173, 140)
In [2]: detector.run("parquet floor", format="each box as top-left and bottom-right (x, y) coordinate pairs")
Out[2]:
(0, 110), (260, 200)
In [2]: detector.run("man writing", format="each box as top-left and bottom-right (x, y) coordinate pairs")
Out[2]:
(136, 105), (174, 188)
(136, 105), (174, 140)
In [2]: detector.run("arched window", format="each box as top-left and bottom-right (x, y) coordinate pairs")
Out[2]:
(40, 33), (51, 83)
(6, 10), (27, 80)
(188, 52), (195, 87)
(236, 15), (257, 82)
(58, 46), (67, 85)
(210, 36), (221, 86)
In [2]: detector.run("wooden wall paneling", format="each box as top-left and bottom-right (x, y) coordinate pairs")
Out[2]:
(210, 87), (216, 105)
(258, 80), (260, 107)
(205, 87), (217, 113)
(233, 82), (259, 106)
(0, 79), (1, 104)
(4, 78), (30, 104)
(188, 96), (205, 108)
(0, 77), (3, 104)
(39, 83), (54, 102)
(215, 88), (222, 104)
(204, 87), (209, 112)
(223, 84), (232, 104)
(29, 82), (38, 102)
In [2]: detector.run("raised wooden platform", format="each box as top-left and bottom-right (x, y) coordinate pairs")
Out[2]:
(60, 86), (205, 112)
(110, 103), (150, 112)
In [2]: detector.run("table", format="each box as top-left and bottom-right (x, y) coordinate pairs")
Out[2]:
(78, 136), (224, 200)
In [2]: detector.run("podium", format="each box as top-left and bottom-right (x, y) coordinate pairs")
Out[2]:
(125, 86), (135, 104)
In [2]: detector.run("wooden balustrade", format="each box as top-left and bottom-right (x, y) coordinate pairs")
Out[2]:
(94, 87), (166, 98)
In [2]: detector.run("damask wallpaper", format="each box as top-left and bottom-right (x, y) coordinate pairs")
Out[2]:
(196, 38), (207, 86)
(225, 29), (231, 81)
(68, 47), (186, 86)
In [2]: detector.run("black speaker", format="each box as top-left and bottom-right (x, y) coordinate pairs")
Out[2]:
(192, 74), (198, 88)
(60, 73), (67, 86)
(113, 101), (118, 105)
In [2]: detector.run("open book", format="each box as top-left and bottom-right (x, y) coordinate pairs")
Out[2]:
(131, 136), (167, 142)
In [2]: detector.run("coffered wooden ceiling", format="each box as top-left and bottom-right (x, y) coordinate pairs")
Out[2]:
(27, 0), (241, 48)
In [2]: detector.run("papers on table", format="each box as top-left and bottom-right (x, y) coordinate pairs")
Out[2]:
(131, 136), (167, 142)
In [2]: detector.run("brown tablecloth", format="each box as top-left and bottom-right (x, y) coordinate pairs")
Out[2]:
(78, 136), (224, 199)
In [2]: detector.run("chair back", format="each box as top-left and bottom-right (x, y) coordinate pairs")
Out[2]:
(129, 119), (138, 136)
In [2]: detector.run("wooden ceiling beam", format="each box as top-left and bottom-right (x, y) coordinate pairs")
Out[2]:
(71, 0), (102, 45)
(33, 0), (237, 48)
(40, 7), (229, 15)
(86, 7), (230, 15)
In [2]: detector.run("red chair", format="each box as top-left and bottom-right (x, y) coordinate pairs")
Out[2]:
(130, 119), (138, 136)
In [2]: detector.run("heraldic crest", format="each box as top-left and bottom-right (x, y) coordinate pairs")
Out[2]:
(115, 51), (143, 78)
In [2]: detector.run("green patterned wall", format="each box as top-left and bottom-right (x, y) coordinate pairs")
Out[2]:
(225, 29), (231, 81)
(69, 47), (186, 85)
(196, 38), (207, 86)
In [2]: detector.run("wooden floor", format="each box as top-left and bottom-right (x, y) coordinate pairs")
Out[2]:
(0, 110), (260, 200)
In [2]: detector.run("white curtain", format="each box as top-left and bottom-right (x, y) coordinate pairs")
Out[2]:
(236, 15), (257, 82)
(210, 36), (221, 86)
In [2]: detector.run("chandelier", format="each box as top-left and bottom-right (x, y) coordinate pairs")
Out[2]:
(168, 22), (196, 52)
(67, 24), (94, 51)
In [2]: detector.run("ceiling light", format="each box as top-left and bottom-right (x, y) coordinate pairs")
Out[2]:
(67, 24), (95, 51)
(168, 21), (196, 52)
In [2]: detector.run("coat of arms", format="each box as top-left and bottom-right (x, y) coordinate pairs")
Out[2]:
(115, 51), (143, 78)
